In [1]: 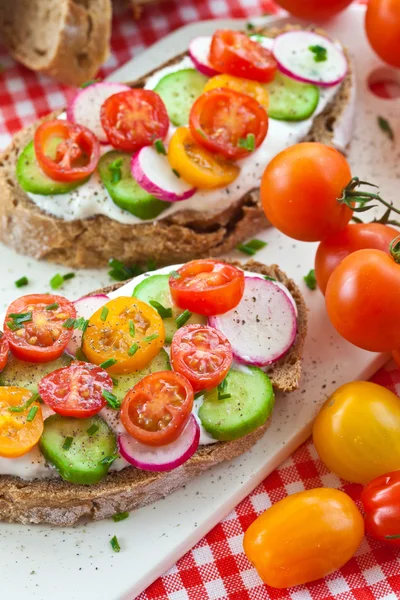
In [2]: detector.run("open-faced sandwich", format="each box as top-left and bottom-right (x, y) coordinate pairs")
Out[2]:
(0, 259), (307, 525)
(0, 25), (355, 268)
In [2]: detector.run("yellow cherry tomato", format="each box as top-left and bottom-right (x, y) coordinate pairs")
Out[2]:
(313, 381), (400, 484)
(243, 488), (364, 589)
(203, 74), (269, 111)
(0, 387), (43, 458)
(82, 297), (165, 374)
(167, 127), (240, 189)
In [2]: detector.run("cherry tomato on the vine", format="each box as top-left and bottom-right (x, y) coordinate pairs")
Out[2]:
(315, 223), (398, 294)
(366, 0), (400, 68)
(261, 143), (353, 242)
(361, 470), (400, 548)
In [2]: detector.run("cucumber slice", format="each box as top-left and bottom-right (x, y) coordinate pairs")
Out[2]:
(265, 72), (320, 121)
(98, 150), (168, 220)
(40, 414), (117, 485)
(16, 141), (86, 195)
(133, 274), (206, 343)
(113, 348), (171, 403)
(153, 69), (208, 126)
(0, 353), (72, 392)
(198, 367), (274, 441)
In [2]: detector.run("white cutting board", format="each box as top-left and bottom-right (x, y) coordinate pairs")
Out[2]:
(0, 5), (399, 599)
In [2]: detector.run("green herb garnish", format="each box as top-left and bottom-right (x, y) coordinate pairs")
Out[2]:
(108, 258), (143, 282)
(143, 333), (159, 342)
(128, 343), (139, 356)
(50, 272), (75, 290)
(385, 534), (400, 539)
(8, 312), (33, 328)
(100, 358), (118, 369)
(26, 406), (38, 422)
(110, 535), (121, 552)
(45, 302), (59, 311)
(62, 317), (89, 331)
(109, 158), (123, 184)
(62, 436), (73, 451)
(100, 454), (119, 466)
(147, 258), (157, 272)
(172, 168), (181, 178)
(217, 378), (231, 400)
(87, 424), (99, 436)
(169, 270), (181, 279)
(246, 22), (255, 31)
(176, 309), (192, 329)
(8, 392), (39, 413)
(100, 306), (109, 322)
(129, 320), (135, 337)
(102, 390), (121, 409)
(309, 44), (327, 62)
(149, 300), (173, 319)
(15, 276), (28, 288)
(238, 133), (255, 152)
(377, 116), (394, 141)
(264, 275), (276, 281)
(113, 512), (129, 522)
(80, 78), (101, 88)
(237, 238), (267, 256)
(196, 128), (206, 139)
(304, 269), (317, 290)
(154, 139), (166, 155)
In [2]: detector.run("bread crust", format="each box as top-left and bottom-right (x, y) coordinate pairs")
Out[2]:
(0, 25), (354, 268)
(0, 261), (307, 526)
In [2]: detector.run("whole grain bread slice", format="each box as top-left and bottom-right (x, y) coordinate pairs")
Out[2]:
(0, 0), (112, 86)
(0, 24), (354, 268)
(0, 260), (307, 526)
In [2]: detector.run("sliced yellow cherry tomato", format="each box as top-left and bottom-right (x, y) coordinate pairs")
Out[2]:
(82, 297), (165, 374)
(167, 127), (240, 189)
(203, 74), (269, 111)
(0, 387), (43, 458)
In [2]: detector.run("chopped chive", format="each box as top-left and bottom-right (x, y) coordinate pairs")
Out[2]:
(129, 320), (135, 337)
(26, 406), (38, 422)
(102, 390), (121, 409)
(100, 306), (109, 322)
(149, 300), (172, 319)
(112, 512), (129, 522)
(108, 258), (143, 282)
(80, 78), (101, 88)
(246, 21), (255, 31)
(64, 273), (75, 281)
(154, 139), (166, 155)
(194, 390), (204, 400)
(87, 424), (99, 436)
(8, 393), (38, 413)
(50, 272), (75, 290)
(109, 158), (123, 184)
(15, 276), (28, 288)
(100, 358), (118, 369)
(196, 128), (206, 139)
(218, 393), (231, 400)
(172, 168), (181, 178)
(128, 342), (139, 356)
(147, 258), (157, 272)
(110, 535), (121, 552)
(264, 275), (276, 281)
(143, 333), (159, 342)
(62, 318), (76, 330)
(62, 436), (73, 450)
(45, 302), (59, 311)
(9, 312), (32, 323)
(100, 453), (119, 466)
(176, 309), (192, 329)
(75, 348), (88, 361)
(309, 44), (327, 62)
(377, 116), (394, 141)
(217, 378), (231, 400)
(111, 378), (119, 387)
(238, 133), (255, 152)
(6, 320), (22, 331)
(237, 238), (267, 256)
(169, 270), (181, 279)
(385, 534), (400, 539)
(304, 269), (317, 291)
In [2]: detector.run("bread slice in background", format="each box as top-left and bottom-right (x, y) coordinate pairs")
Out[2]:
(0, 0), (112, 86)
(0, 260), (307, 526)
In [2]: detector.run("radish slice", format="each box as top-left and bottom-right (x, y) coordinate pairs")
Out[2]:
(208, 277), (297, 367)
(189, 36), (219, 77)
(66, 294), (109, 357)
(118, 414), (200, 472)
(273, 31), (347, 87)
(67, 82), (130, 143)
(131, 147), (196, 202)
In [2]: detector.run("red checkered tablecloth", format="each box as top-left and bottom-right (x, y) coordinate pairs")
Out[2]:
(0, 1), (399, 598)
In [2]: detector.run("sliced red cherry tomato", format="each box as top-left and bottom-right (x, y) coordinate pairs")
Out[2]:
(190, 88), (268, 160)
(100, 89), (169, 152)
(120, 371), (194, 446)
(171, 324), (232, 392)
(38, 361), (112, 418)
(3, 294), (76, 363)
(209, 30), (277, 83)
(169, 259), (245, 316)
(34, 120), (100, 182)
(0, 333), (9, 371)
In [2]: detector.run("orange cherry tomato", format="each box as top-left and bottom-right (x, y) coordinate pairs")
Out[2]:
(82, 297), (165, 374)
(261, 142), (353, 242)
(0, 333), (9, 371)
(209, 30), (277, 83)
(274, 0), (353, 21)
(243, 488), (364, 589)
(366, 0), (400, 68)
(189, 88), (268, 160)
(169, 259), (245, 316)
(203, 74), (269, 111)
(167, 127), (240, 189)
(0, 387), (44, 458)
(120, 371), (194, 446)
(3, 294), (76, 363)
(315, 223), (398, 294)
(171, 324), (232, 392)
(326, 248), (400, 352)
(34, 120), (100, 182)
(100, 89), (169, 152)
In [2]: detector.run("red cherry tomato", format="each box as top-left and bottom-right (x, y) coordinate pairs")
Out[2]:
(326, 248), (400, 352)
(4, 295), (76, 363)
(361, 470), (400, 548)
(100, 89), (169, 152)
(209, 30), (277, 83)
(34, 120), (100, 182)
(315, 223), (398, 294)
(171, 324), (232, 392)
(38, 361), (112, 418)
(274, 0), (354, 21)
(0, 334), (9, 371)
(366, 0), (400, 68)
(169, 259), (245, 316)
(261, 142), (353, 242)
(120, 371), (194, 446)
(189, 88), (268, 160)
